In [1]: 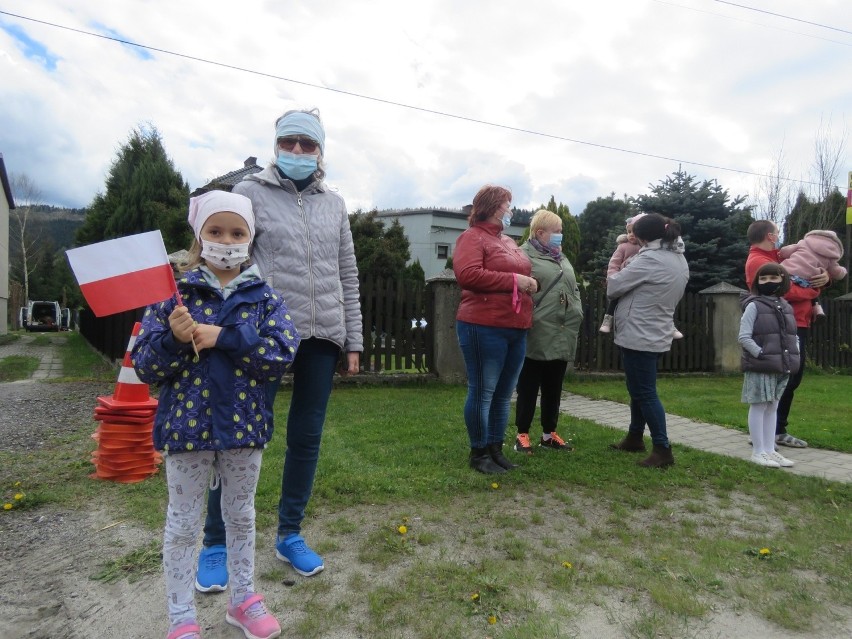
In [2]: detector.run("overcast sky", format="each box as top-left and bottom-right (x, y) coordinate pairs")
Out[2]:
(1, 0), (850, 218)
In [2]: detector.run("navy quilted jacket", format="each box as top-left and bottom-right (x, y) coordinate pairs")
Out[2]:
(131, 267), (300, 453)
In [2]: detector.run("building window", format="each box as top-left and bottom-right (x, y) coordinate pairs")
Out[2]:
(436, 244), (449, 260)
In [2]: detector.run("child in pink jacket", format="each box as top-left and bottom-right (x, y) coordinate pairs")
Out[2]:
(600, 215), (642, 333)
(779, 229), (847, 320)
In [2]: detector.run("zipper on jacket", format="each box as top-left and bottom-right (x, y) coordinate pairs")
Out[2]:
(297, 192), (317, 335)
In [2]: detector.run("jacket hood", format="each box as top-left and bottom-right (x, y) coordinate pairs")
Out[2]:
(640, 237), (686, 255)
(802, 230), (844, 259)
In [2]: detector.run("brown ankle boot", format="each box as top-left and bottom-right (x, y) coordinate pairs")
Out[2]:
(638, 444), (674, 468)
(609, 431), (646, 452)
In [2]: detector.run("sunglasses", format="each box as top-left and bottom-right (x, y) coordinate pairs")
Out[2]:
(277, 136), (319, 153)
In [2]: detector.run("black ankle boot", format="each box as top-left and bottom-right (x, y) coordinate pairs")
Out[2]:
(469, 447), (507, 474)
(487, 442), (518, 470)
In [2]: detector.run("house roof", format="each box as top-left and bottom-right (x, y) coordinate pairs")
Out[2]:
(190, 157), (263, 196)
(0, 153), (14, 209)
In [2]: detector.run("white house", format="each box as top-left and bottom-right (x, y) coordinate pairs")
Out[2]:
(374, 208), (527, 279)
(0, 153), (14, 335)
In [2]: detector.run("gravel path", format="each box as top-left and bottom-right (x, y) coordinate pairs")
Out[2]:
(0, 334), (113, 453)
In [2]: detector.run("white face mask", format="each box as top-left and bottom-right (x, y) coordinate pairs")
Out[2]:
(201, 241), (250, 270)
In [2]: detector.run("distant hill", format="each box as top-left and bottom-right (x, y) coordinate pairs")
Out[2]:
(10, 205), (87, 249)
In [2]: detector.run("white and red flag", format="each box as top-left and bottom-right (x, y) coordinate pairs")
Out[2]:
(66, 231), (177, 317)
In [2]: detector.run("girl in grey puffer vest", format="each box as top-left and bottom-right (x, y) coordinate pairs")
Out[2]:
(738, 262), (800, 468)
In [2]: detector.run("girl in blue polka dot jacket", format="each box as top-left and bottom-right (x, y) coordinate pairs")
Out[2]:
(131, 190), (299, 639)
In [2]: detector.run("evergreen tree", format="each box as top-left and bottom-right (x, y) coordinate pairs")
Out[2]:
(76, 126), (190, 252)
(402, 259), (426, 284)
(633, 169), (753, 292)
(348, 210), (412, 280)
(784, 190), (846, 244)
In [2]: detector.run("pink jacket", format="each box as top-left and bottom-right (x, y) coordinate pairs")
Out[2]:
(779, 230), (847, 283)
(606, 234), (641, 278)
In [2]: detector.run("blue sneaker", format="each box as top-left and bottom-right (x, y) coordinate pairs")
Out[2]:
(195, 544), (228, 592)
(275, 534), (324, 576)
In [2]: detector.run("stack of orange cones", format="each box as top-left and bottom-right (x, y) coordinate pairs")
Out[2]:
(90, 322), (162, 483)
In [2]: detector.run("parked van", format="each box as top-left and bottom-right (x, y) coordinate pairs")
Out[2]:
(22, 301), (62, 332)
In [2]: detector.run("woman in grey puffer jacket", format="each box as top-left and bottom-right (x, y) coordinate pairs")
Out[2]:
(606, 213), (689, 468)
(198, 109), (363, 585)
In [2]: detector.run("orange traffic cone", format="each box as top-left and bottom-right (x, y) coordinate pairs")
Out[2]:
(98, 322), (159, 410)
(89, 322), (162, 484)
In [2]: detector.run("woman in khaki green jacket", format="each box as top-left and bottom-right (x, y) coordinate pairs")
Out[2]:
(513, 209), (584, 455)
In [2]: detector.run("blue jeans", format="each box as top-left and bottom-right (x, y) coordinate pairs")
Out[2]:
(203, 338), (340, 546)
(456, 320), (527, 449)
(620, 347), (669, 448)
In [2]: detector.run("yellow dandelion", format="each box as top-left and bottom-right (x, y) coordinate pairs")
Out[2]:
(759, 548), (770, 556)
(14, 481), (21, 487)
(3, 503), (11, 510)
(562, 561), (573, 569)
(487, 615), (497, 625)
(470, 592), (479, 601)
(397, 525), (407, 535)
(491, 482), (499, 489)
(14, 493), (24, 500)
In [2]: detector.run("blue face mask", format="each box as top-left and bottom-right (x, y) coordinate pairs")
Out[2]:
(501, 212), (512, 228)
(276, 151), (318, 180)
(548, 233), (563, 248)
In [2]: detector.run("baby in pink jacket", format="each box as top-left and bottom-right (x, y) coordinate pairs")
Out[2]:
(779, 230), (847, 286)
(779, 230), (846, 321)
(600, 216), (641, 333)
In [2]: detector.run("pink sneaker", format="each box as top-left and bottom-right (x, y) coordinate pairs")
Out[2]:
(166, 621), (201, 639)
(226, 594), (281, 639)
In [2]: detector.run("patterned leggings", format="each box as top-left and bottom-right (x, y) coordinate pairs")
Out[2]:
(163, 448), (263, 625)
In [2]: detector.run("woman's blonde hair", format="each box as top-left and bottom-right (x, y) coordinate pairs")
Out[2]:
(529, 209), (561, 236)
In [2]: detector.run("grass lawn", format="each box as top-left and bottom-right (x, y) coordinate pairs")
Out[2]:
(4, 371), (851, 638)
(2, 333), (850, 637)
(565, 369), (852, 453)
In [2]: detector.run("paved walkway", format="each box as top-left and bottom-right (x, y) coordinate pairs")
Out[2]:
(559, 392), (852, 484)
(4, 334), (65, 381)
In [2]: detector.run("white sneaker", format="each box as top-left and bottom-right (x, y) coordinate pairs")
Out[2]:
(767, 451), (795, 467)
(750, 452), (780, 468)
(599, 315), (613, 333)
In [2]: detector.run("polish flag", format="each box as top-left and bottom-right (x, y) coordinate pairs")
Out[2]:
(66, 231), (177, 317)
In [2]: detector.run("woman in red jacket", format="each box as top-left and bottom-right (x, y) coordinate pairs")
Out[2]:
(453, 185), (538, 474)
